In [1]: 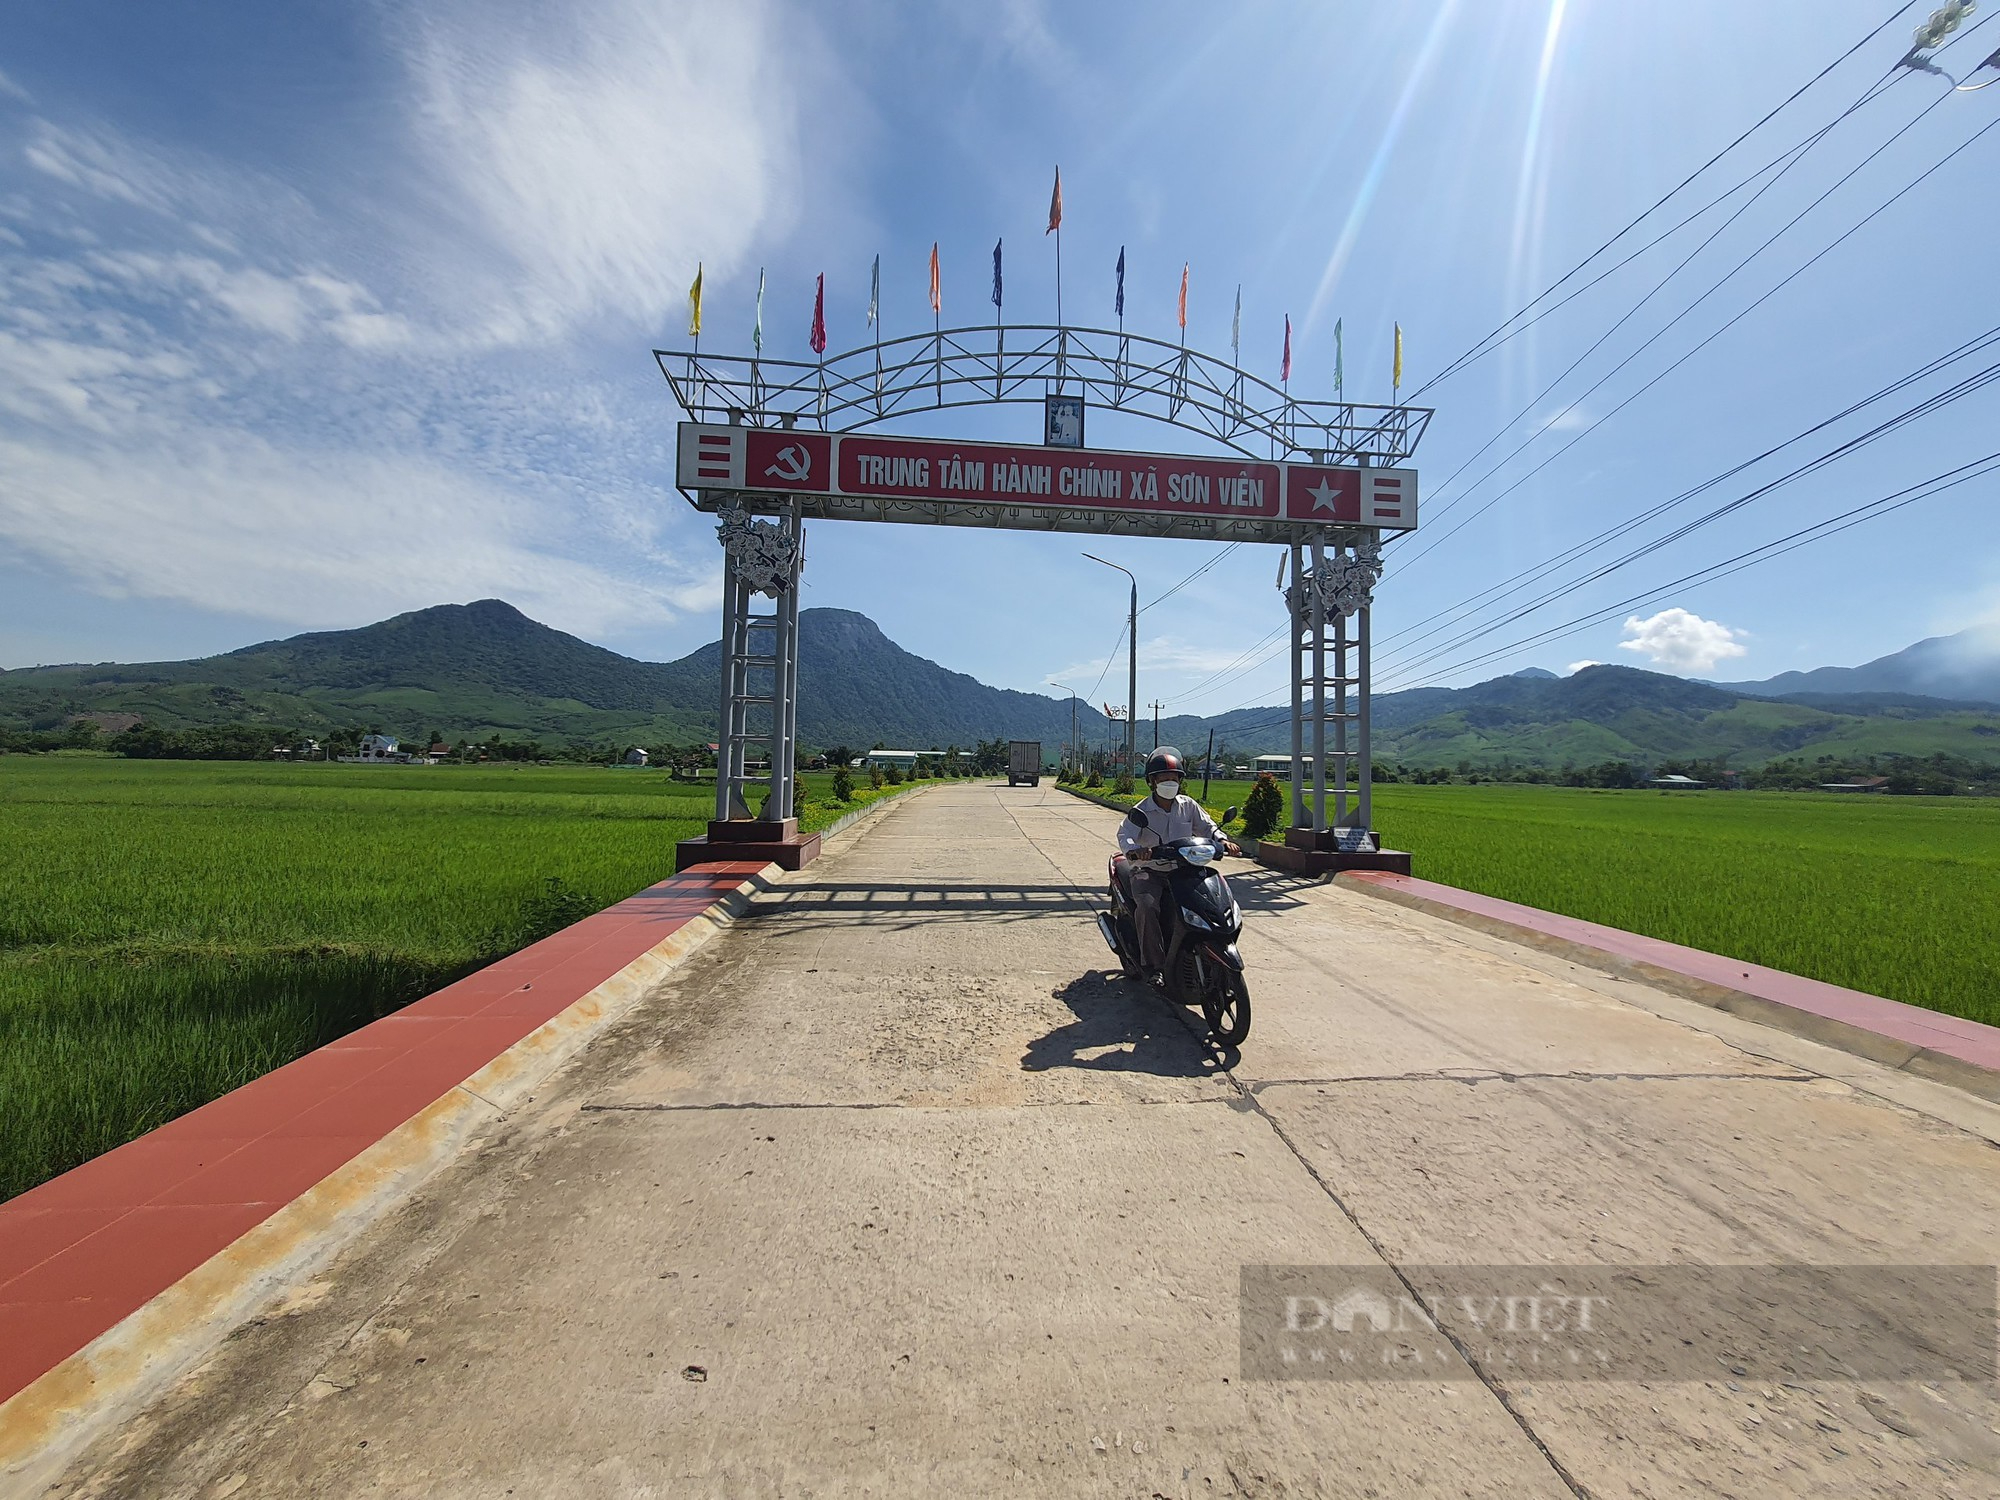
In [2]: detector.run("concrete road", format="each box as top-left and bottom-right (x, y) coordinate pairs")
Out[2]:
(53, 784), (2000, 1498)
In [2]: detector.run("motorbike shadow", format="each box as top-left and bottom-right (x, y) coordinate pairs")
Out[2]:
(1021, 970), (1235, 1078)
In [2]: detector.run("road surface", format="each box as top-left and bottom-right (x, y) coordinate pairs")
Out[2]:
(50, 784), (2000, 1498)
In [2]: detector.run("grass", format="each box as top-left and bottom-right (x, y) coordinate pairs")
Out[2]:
(0, 757), (937, 1200)
(1075, 778), (2000, 1027)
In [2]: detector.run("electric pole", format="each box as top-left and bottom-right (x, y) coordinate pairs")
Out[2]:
(1084, 554), (1138, 776)
(1150, 699), (1165, 749)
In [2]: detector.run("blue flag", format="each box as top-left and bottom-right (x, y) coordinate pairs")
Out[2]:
(1115, 246), (1125, 318)
(991, 238), (1003, 312)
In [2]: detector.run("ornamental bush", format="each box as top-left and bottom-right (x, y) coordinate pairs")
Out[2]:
(1242, 772), (1284, 840)
(1084, 768), (1102, 788)
(1111, 773), (1135, 797)
(832, 765), (854, 802)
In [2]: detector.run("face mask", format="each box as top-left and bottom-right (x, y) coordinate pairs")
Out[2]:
(1154, 780), (1180, 800)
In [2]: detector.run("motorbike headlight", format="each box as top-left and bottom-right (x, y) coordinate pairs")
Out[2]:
(1180, 907), (1212, 930)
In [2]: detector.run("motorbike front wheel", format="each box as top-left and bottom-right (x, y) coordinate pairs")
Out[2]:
(1201, 966), (1251, 1047)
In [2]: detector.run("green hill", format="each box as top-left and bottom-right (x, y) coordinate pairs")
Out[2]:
(5, 601), (1998, 771)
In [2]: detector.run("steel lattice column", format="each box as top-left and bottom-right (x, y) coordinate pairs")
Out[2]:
(1286, 530), (1377, 840)
(714, 502), (804, 824)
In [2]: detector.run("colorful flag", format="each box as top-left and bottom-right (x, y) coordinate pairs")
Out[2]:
(1393, 322), (1404, 391)
(1334, 317), (1344, 399)
(1115, 247), (1125, 318)
(1047, 166), (1063, 234)
(1231, 285), (1241, 363)
(687, 262), (703, 337)
(1177, 264), (1188, 330)
(868, 255), (879, 326)
(752, 267), (764, 355)
(811, 273), (827, 355)
(1282, 315), (1292, 383)
(929, 243), (941, 316)
(991, 239), (1003, 311)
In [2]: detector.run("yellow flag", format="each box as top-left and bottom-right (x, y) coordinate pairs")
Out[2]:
(688, 262), (704, 337)
(1393, 322), (1403, 390)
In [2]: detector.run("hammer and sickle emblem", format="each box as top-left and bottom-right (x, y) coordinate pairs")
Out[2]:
(764, 444), (811, 483)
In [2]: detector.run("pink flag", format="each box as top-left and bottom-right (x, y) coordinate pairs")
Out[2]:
(1281, 314), (1291, 382)
(810, 274), (827, 354)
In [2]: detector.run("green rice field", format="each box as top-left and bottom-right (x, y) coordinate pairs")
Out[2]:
(1182, 779), (2000, 1028)
(0, 757), (920, 1200)
(7, 760), (1997, 1201)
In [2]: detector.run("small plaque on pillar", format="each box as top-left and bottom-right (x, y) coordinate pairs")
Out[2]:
(1332, 826), (1378, 853)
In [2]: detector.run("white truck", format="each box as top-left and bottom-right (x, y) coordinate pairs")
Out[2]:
(1007, 740), (1042, 787)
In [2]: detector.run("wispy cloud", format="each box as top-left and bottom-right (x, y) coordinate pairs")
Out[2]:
(397, 0), (804, 344)
(0, 0), (818, 645)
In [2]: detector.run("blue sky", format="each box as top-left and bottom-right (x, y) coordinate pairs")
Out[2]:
(3, 1), (1998, 712)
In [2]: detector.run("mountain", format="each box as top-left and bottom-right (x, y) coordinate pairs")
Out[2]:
(1717, 625), (2000, 706)
(6, 602), (2000, 769)
(1510, 666), (1560, 680)
(0, 601), (1112, 751)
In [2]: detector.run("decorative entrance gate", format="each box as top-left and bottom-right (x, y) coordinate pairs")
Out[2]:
(657, 322), (1432, 872)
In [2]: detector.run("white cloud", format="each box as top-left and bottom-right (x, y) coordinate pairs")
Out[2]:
(400, 0), (803, 342)
(0, 432), (706, 640)
(0, 67), (32, 104)
(1616, 608), (1747, 673)
(1566, 659), (1603, 673)
(0, 0), (814, 646)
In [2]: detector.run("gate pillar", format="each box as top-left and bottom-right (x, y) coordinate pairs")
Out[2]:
(1266, 529), (1411, 876)
(676, 501), (821, 872)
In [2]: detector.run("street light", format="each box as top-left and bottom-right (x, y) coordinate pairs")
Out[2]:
(1082, 553), (1137, 780)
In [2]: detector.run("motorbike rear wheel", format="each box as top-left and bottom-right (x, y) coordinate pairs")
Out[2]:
(1201, 967), (1251, 1047)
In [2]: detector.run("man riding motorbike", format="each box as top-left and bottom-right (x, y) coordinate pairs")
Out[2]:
(1116, 747), (1241, 975)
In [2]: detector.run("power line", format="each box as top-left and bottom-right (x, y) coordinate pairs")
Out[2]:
(1387, 451), (2000, 690)
(1392, 81), (1994, 575)
(1383, 356), (2000, 683)
(1375, 322), (2000, 671)
(1409, 0), (1921, 399)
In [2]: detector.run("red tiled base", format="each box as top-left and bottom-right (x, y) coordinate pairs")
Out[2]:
(0, 860), (775, 1408)
(1340, 871), (2000, 1100)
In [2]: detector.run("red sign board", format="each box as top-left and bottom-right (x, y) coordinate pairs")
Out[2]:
(676, 424), (1415, 532)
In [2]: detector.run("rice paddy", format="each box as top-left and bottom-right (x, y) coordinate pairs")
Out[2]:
(0, 757), (916, 1199)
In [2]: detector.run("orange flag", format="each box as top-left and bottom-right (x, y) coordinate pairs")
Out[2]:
(1047, 167), (1063, 234)
(929, 242), (941, 315)
(1177, 264), (1188, 329)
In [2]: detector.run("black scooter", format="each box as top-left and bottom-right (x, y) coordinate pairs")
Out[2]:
(1096, 825), (1252, 1047)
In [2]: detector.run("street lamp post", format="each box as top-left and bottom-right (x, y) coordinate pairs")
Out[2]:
(1083, 553), (1137, 779)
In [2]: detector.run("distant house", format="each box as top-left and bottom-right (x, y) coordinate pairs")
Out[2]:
(1819, 776), (1890, 792)
(429, 742), (452, 758)
(1649, 774), (1706, 788)
(1252, 754), (1329, 781)
(863, 749), (944, 769)
(339, 734), (429, 765)
(623, 747), (650, 767)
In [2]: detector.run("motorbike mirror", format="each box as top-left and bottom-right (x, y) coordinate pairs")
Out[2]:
(1222, 806), (1239, 825)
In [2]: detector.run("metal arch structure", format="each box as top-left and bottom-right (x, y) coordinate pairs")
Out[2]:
(655, 323), (1430, 464)
(658, 322), (1433, 875)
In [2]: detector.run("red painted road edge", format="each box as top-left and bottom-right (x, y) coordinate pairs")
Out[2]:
(0, 861), (770, 1407)
(1340, 871), (2000, 1093)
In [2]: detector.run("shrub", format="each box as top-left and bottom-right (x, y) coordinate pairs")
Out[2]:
(832, 765), (854, 802)
(1111, 773), (1135, 797)
(1242, 773), (1285, 840)
(869, 764), (884, 789)
(885, 764), (904, 785)
(1084, 768), (1102, 788)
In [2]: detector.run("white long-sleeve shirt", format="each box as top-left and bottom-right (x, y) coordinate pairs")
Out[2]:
(1117, 793), (1221, 854)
